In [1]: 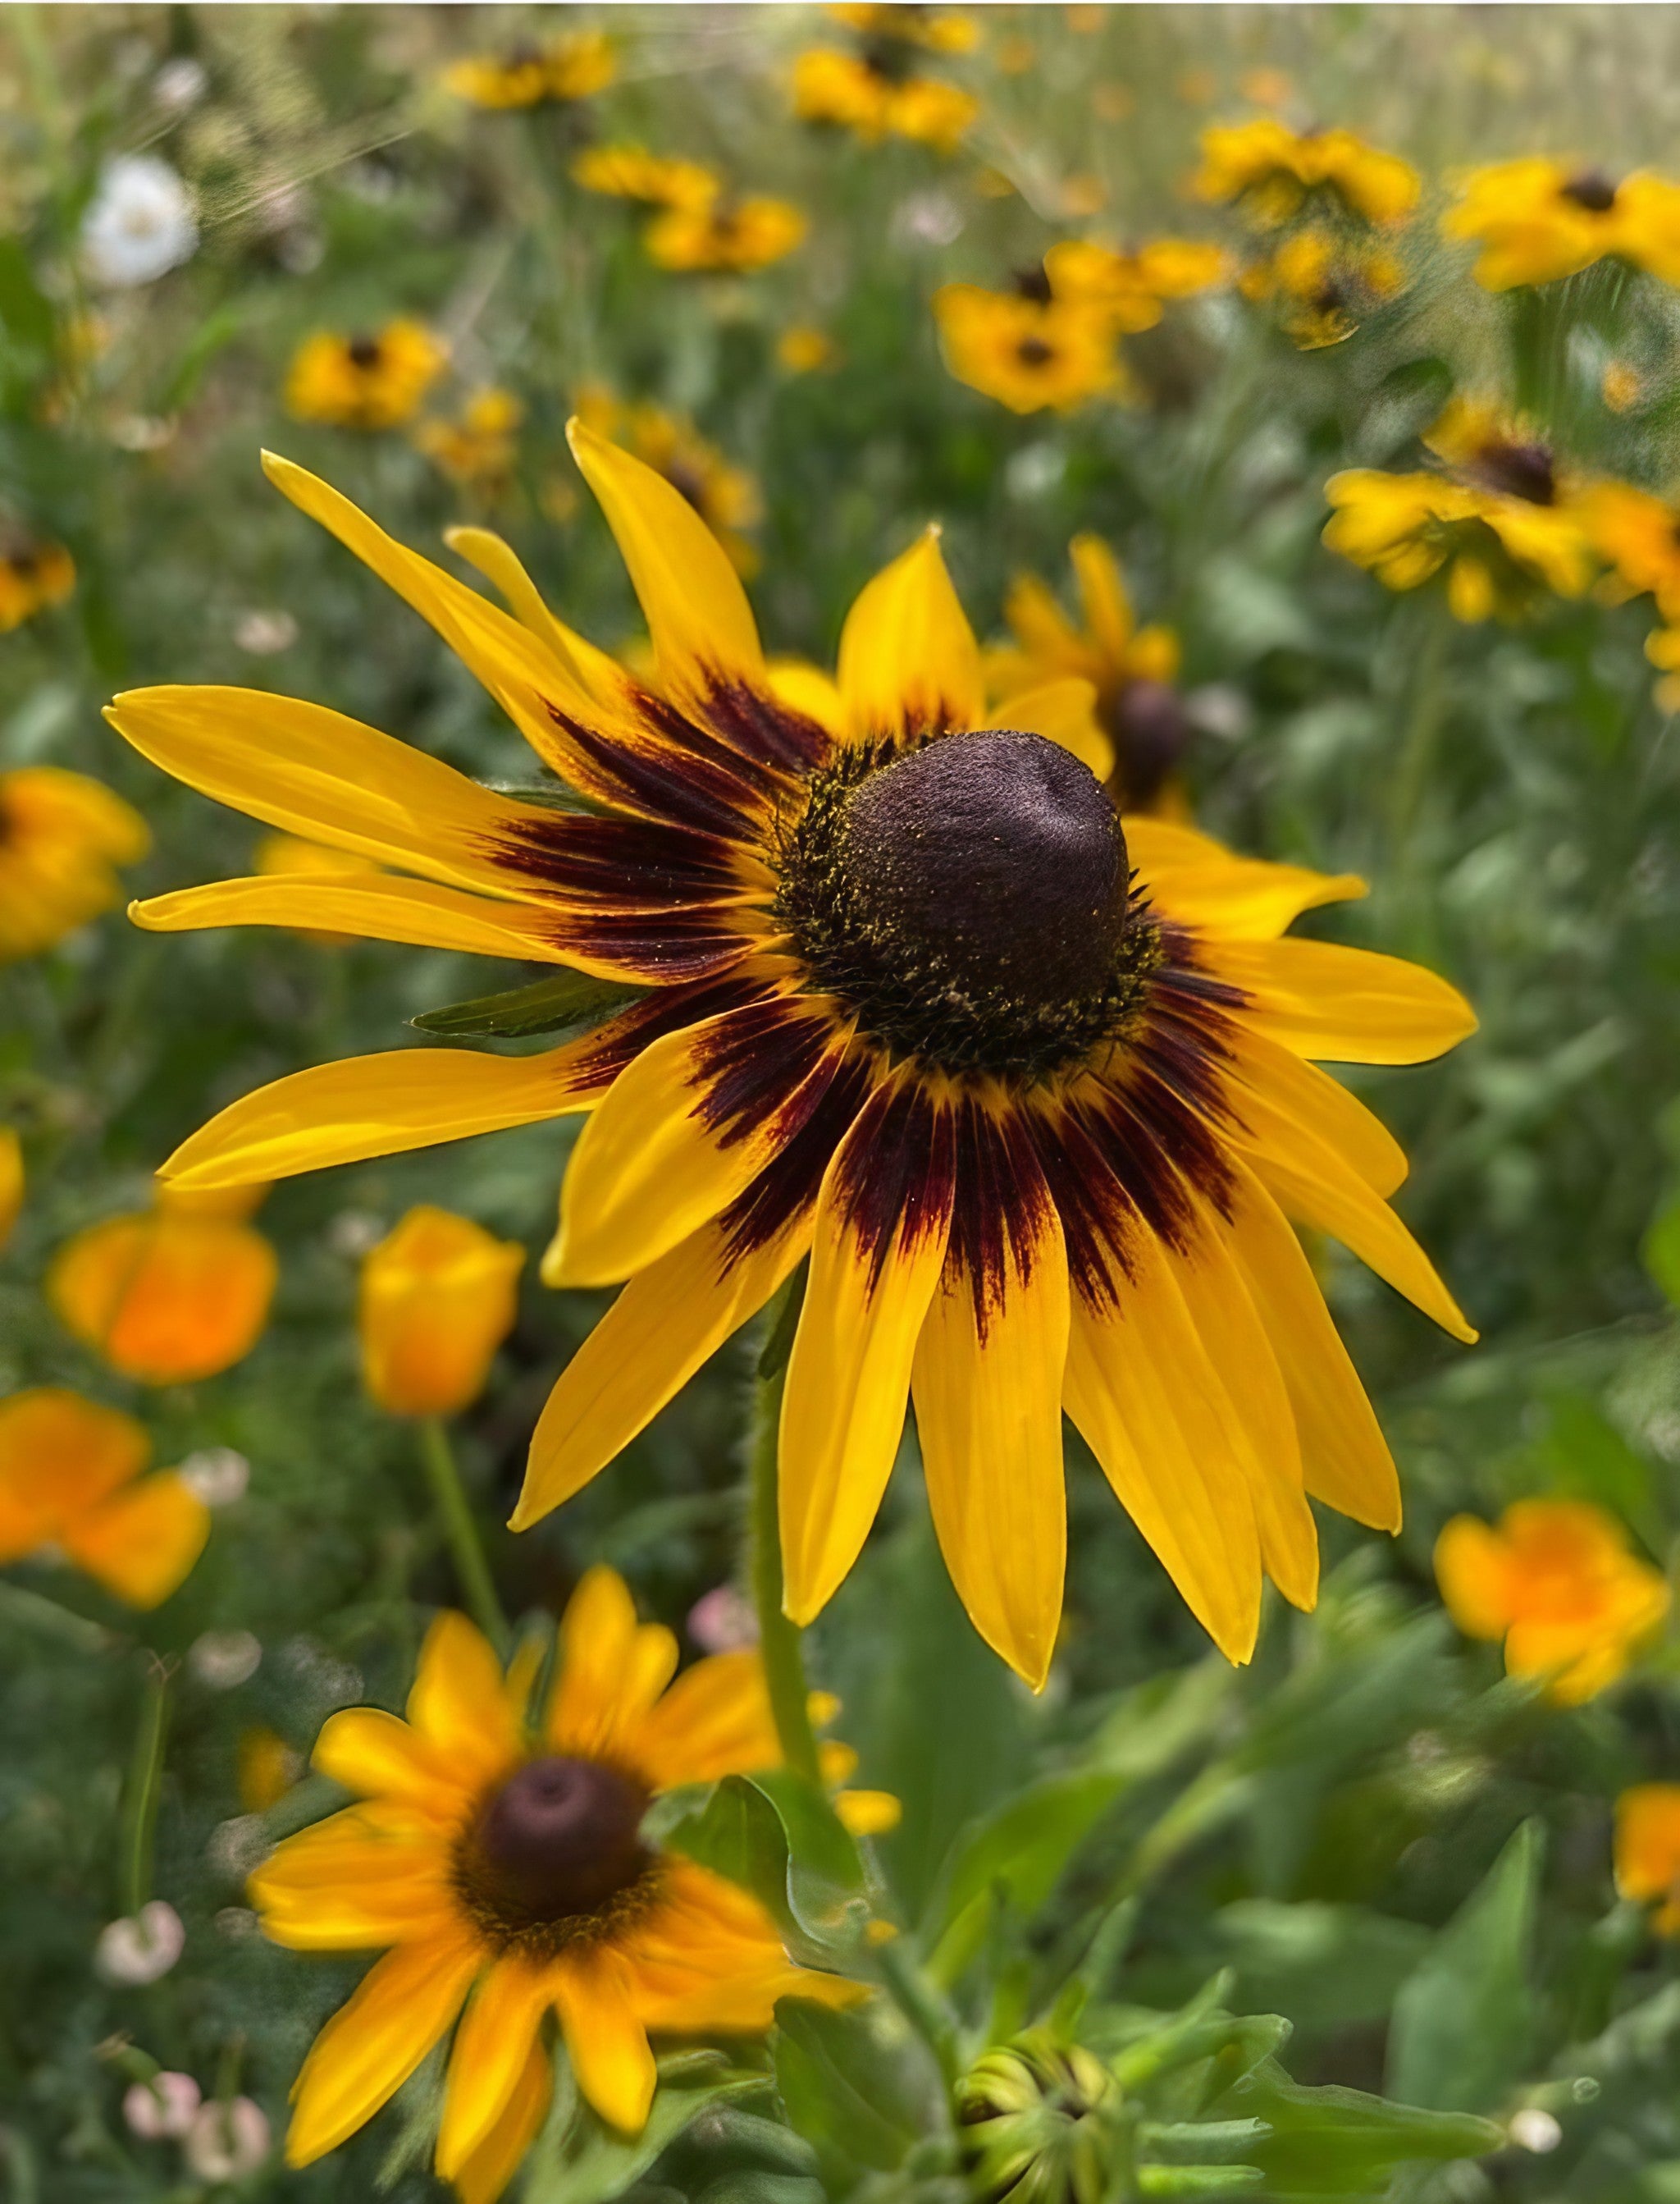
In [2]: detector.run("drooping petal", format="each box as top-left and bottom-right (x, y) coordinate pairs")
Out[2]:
(451, 2033), (553, 2204)
(436, 1956), (558, 2180)
(513, 1216), (806, 1529)
(64, 1474), (210, 1609)
(405, 1612), (522, 1784)
(1208, 936), (1478, 1064)
(837, 528), (984, 739)
(996, 675), (1114, 781)
(285, 1930), (482, 2166)
(911, 1131), (1070, 1690)
(780, 1076), (956, 1625)
(554, 1950), (657, 2133)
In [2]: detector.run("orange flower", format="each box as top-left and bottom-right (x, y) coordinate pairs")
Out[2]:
(1435, 1499), (1671, 1703)
(358, 1205), (525, 1418)
(0, 766), (149, 963)
(0, 1388), (208, 1607)
(48, 1182), (277, 1385)
(1615, 1786), (1680, 1932)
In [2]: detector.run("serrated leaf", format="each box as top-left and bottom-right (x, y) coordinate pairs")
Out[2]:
(411, 969), (644, 1040)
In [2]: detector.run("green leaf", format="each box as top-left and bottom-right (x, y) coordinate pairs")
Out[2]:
(1646, 1200), (1680, 1306)
(651, 2103), (824, 2204)
(1213, 1900), (1431, 2033)
(1386, 1819), (1544, 2113)
(665, 1771), (866, 1952)
(773, 1997), (943, 2193)
(0, 237), (56, 356)
(1221, 2058), (1501, 2198)
(523, 2050), (765, 2204)
(411, 969), (645, 1040)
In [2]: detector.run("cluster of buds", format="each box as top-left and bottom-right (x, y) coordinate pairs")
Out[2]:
(958, 2033), (1121, 2204)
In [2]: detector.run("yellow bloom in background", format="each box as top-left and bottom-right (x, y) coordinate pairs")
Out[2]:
(1442, 158), (1680, 290)
(934, 282), (1121, 414)
(1615, 1786), (1680, 1933)
(1046, 237), (1232, 333)
(249, 1570), (856, 2178)
(792, 48), (976, 153)
(285, 321), (447, 432)
(569, 391), (762, 574)
(253, 829), (385, 945)
(644, 195), (808, 274)
(1193, 117), (1420, 229)
(48, 1180), (277, 1386)
(989, 535), (1188, 812)
(0, 532), (75, 631)
(359, 1205), (525, 1419)
(828, 2), (979, 53)
(1239, 66), (1294, 109)
(414, 388), (524, 491)
(111, 428), (1477, 1687)
(1603, 360), (1643, 414)
(777, 324), (837, 373)
(238, 1725), (304, 1813)
(570, 144), (719, 208)
(0, 1388), (209, 1608)
(0, 1127), (21, 1250)
(1579, 481), (1680, 620)
(0, 766), (149, 963)
(1435, 1499), (1670, 1703)
(442, 28), (615, 108)
(1646, 624), (1680, 712)
(1243, 227), (1408, 349)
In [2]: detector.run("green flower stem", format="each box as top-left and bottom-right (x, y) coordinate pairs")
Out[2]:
(122, 1656), (173, 1918)
(746, 1361), (822, 1786)
(418, 1417), (509, 1654)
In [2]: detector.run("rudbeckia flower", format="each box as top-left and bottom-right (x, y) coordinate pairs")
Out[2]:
(567, 390), (762, 575)
(249, 1569), (856, 2179)
(792, 48), (976, 153)
(1435, 1499), (1670, 1703)
(1192, 118), (1419, 230)
(49, 1181), (277, 1385)
(415, 389), (525, 492)
(570, 144), (720, 208)
(359, 1205), (525, 1418)
(0, 1387), (209, 1607)
(254, 829), (385, 945)
(442, 29), (615, 108)
(828, 2), (979, 53)
(1241, 226), (1407, 350)
(988, 535), (1189, 812)
(1579, 480), (1680, 620)
(1615, 1786), (1680, 1933)
(1044, 237), (1231, 332)
(0, 765), (149, 963)
(285, 321), (447, 432)
(644, 195), (808, 274)
(1441, 158), (1680, 291)
(0, 531), (75, 631)
(934, 279), (1121, 414)
(110, 424), (1476, 1686)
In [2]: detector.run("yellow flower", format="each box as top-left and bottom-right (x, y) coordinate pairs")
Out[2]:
(1045, 237), (1231, 333)
(0, 533), (75, 631)
(48, 1180), (277, 1385)
(414, 388), (524, 491)
(1615, 1786), (1680, 1933)
(828, 2), (979, 53)
(359, 1205), (525, 1419)
(1647, 624), (1680, 712)
(1325, 404), (1596, 623)
(1579, 480), (1680, 620)
(1603, 360), (1643, 414)
(0, 1387), (209, 1608)
(1243, 226), (1407, 349)
(249, 1570), (856, 2179)
(442, 29), (615, 107)
(239, 1726), (303, 1813)
(1442, 158), (1680, 290)
(792, 48), (976, 152)
(0, 766), (149, 963)
(934, 281), (1121, 414)
(989, 535), (1188, 811)
(111, 427), (1477, 1686)
(1193, 117), (1420, 229)
(285, 321), (447, 432)
(570, 144), (719, 208)
(568, 394), (761, 574)
(1435, 1500), (1670, 1703)
(777, 324), (837, 373)
(0, 1127), (21, 1250)
(643, 196), (807, 274)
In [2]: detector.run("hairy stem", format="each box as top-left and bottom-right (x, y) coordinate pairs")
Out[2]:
(418, 1418), (509, 1653)
(746, 1357), (822, 1785)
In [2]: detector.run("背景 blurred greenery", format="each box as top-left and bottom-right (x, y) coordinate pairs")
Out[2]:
(9, 5), (1680, 2201)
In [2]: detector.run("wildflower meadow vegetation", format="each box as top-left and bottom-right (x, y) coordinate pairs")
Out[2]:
(8, 6), (1680, 2201)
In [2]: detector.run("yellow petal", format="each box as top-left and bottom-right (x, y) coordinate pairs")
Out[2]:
(631, 1648), (779, 1788)
(159, 1043), (599, 1192)
(996, 676), (1114, 781)
(547, 1565), (678, 1761)
(1070, 533), (1135, 663)
(1129, 818), (1365, 939)
(911, 1203), (1070, 1690)
(310, 1708), (463, 1813)
(64, 1473), (210, 1608)
(285, 1932), (482, 2166)
(513, 1215), (806, 1529)
(406, 1612), (521, 1783)
(1210, 936), (1478, 1064)
(436, 1956), (556, 2179)
(835, 1788), (902, 1836)
(1432, 1516), (1513, 1640)
(451, 2033), (553, 2204)
(567, 417), (764, 698)
(105, 687), (548, 902)
(837, 527), (984, 739)
(779, 1080), (955, 1624)
(444, 524), (633, 715)
(765, 657), (847, 739)
(1224, 1026), (1408, 1196)
(555, 1951), (657, 2133)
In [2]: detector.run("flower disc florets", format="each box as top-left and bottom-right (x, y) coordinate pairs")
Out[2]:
(454, 1753), (654, 1954)
(776, 729), (1159, 1081)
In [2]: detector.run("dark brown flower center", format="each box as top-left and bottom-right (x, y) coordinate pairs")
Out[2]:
(1012, 264), (1054, 304)
(1469, 437), (1556, 505)
(1016, 336), (1056, 368)
(1559, 168), (1618, 213)
(1110, 679), (1190, 807)
(347, 335), (383, 370)
(462, 1756), (650, 1926)
(662, 460), (710, 513)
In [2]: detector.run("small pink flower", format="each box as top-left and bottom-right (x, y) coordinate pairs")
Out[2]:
(95, 1900), (185, 1985)
(123, 2071), (200, 2138)
(687, 1583), (758, 1653)
(184, 2097), (270, 2181)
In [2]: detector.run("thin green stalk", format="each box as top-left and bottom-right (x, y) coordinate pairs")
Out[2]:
(121, 1657), (172, 1918)
(746, 1361), (822, 1785)
(875, 1934), (962, 2090)
(418, 1418), (509, 1653)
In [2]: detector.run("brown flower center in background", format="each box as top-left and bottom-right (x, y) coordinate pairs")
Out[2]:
(1559, 168), (1618, 213)
(1469, 438), (1557, 506)
(459, 1755), (651, 1932)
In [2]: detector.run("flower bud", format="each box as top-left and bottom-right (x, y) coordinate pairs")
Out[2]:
(124, 2071), (200, 2138)
(358, 1205), (524, 1417)
(958, 2034), (1118, 2204)
(95, 1900), (185, 1984)
(184, 2097), (270, 2180)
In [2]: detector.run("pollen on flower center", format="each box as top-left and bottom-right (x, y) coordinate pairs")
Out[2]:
(458, 1754), (651, 1937)
(777, 729), (1162, 1080)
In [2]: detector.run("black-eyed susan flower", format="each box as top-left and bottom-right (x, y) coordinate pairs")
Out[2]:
(359, 1205), (525, 1418)
(934, 280), (1121, 414)
(442, 28), (615, 108)
(988, 536), (1189, 812)
(1193, 118), (1419, 230)
(568, 389), (762, 574)
(285, 321), (447, 432)
(644, 194), (808, 274)
(1324, 400), (1596, 623)
(777, 324), (837, 373)
(110, 425), (1476, 1685)
(1616, 1787), (1680, 1933)
(1441, 158), (1680, 291)
(1436, 1500), (1669, 1703)
(1580, 480), (1680, 620)
(1241, 226), (1407, 349)
(1045, 237), (1230, 332)
(828, 2), (979, 54)
(0, 1387), (209, 1607)
(249, 1570), (856, 2181)
(570, 144), (720, 208)
(792, 47), (976, 153)
(415, 388), (525, 492)
(0, 765), (149, 962)
(0, 531), (75, 631)
(48, 1181), (277, 1385)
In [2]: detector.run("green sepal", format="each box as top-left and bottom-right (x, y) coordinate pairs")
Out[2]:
(411, 968), (644, 1040)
